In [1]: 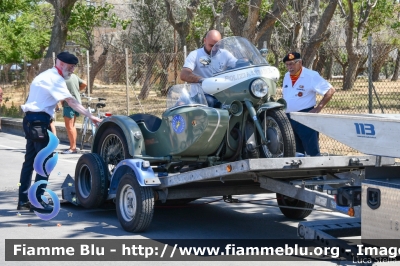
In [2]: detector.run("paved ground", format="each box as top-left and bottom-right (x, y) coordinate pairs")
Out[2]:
(0, 131), (362, 266)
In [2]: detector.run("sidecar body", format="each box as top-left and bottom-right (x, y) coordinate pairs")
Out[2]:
(130, 84), (230, 157)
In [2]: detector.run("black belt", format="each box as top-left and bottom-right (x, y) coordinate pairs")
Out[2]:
(25, 111), (50, 117)
(298, 106), (314, 112)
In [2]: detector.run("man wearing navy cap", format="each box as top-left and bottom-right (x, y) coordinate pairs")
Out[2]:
(17, 51), (102, 212)
(282, 52), (335, 156)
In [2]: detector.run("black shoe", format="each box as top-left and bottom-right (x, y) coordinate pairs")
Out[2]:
(30, 201), (53, 213)
(17, 201), (31, 211)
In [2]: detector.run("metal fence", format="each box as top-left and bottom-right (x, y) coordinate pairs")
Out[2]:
(1, 41), (399, 156)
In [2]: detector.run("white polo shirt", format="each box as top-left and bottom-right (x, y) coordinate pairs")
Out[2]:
(282, 67), (332, 113)
(183, 47), (238, 78)
(183, 47), (213, 78)
(21, 67), (73, 117)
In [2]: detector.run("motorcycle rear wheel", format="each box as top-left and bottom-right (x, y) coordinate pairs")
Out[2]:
(258, 109), (295, 158)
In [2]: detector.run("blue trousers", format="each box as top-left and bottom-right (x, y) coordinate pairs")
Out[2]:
(18, 112), (51, 203)
(205, 94), (222, 108)
(286, 107), (320, 156)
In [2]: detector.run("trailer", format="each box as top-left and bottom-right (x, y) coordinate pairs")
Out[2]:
(61, 110), (400, 246)
(60, 109), (400, 264)
(290, 112), (400, 264)
(61, 133), (395, 230)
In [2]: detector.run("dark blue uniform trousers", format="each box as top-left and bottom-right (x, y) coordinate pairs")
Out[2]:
(18, 112), (51, 203)
(286, 107), (320, 156)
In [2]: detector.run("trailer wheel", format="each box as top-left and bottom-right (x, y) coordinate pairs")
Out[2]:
(116, 172), (154, 232)
(276, 193), (314, 219)
(75, 153), (109, 208)
(258, 109), (295, 158)
(98, 126), (132, 174)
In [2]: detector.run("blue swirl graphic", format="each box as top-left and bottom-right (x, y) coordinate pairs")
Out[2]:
(28, 180), (61, 220)
(28, 130), (61, 220)
(33, 130), (59, 177)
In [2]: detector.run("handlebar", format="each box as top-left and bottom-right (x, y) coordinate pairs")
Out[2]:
(80, 93), (107, 102)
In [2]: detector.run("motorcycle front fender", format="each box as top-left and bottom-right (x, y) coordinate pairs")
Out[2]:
(256, 102), (285, 115)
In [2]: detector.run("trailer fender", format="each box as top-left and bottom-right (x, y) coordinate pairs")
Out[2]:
(109, 159), (160, 197)
(256, 101), (285, 115)
(92, 115), (145, 157)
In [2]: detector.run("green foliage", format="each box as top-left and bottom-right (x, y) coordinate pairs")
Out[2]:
(122, 0), (174, 53)
(68, 2), (131, 51)
(0, 0), (38, 21)
(339, 0), (396, 38)
(1, 102), (22, 118)
(234, 0), (272, 18)
(0, 1), (51, 64)
(365, 0), (397, 36)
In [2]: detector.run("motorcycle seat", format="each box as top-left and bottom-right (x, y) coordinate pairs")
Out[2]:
(129, 113), (162, 132)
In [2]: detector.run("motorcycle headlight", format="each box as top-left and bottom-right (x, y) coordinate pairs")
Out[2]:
(250, 79), (269, 98)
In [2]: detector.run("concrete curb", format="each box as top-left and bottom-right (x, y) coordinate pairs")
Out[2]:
(1, 117), (88, 148)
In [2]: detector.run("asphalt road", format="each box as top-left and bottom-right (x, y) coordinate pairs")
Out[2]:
(0, 132), (358, 266)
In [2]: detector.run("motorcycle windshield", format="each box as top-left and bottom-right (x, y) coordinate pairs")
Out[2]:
(209, 36), (269, 75)
(166, 83), (208, 110)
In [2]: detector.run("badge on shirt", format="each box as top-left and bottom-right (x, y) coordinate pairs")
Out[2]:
(298, 92), (303, 97)
(284, 85), (288, 88)
(299, 85), (304, 88)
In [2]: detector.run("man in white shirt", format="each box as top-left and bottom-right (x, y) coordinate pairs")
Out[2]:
(180, 30), (236, 107)
(282, 52), (335, 156)
(181, 30), (237, 82)
(180, 30), (222, 83)
(18, 52), (102, 212)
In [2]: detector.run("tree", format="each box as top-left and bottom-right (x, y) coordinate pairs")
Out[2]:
(67, 2), (130, 92)
(370, 35), (397, 81)
(301, 0), (339, 68)
(39, 0), (78, 73)
(164, 0), (202, 48)
(338, 0), (394, 90)
(121, 0), (176, 99)
(0, 1), (52, 82)
(221, 0), (287, 44)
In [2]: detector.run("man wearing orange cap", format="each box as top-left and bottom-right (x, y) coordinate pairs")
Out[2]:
(282, 52), (335, 156)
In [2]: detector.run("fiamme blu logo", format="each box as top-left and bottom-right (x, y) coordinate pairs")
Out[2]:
(28, 130), (61, 220)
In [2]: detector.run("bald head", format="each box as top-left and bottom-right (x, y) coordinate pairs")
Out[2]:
(206, 30), (221, 42)
(203, 30), (222, 54)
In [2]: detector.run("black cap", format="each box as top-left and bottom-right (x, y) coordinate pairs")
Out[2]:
(283, 52), (301, 63)
(57, 51), (79, 65)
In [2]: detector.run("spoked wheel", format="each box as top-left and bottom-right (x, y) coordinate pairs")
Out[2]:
(80, 133), (85, 151)
(80, 117), (93, 150)
(258, 109), (295, 158)
(74, 153), (109, 208)
(80, 117), (88, 150)
(98, 127), (132, 174)
(276, 192), (314, 219)
(116, 172), (154, 232)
